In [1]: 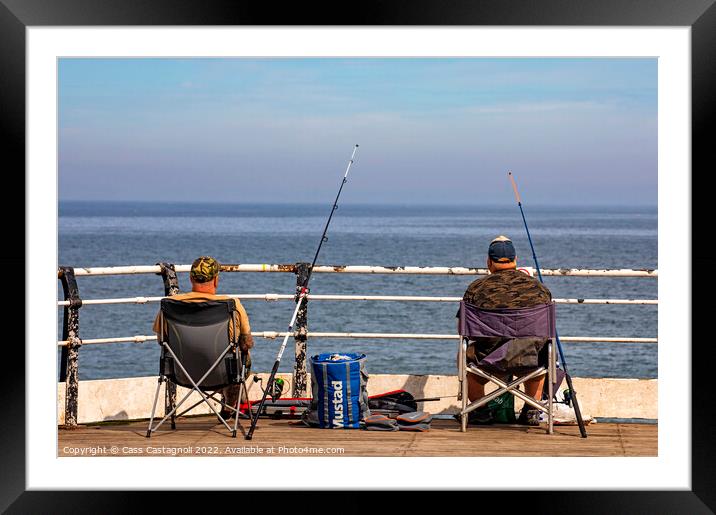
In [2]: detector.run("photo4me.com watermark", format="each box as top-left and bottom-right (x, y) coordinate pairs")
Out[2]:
(61, 445), (345, 456)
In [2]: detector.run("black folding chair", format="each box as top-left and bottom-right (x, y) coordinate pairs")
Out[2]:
(457, 301), (557, 434)
(146, 298), (250, 438)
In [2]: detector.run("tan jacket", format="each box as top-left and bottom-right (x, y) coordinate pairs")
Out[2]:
(153, 291), (254, 352)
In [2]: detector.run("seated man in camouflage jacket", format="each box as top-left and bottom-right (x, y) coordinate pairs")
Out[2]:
(458, 235), (552, 425)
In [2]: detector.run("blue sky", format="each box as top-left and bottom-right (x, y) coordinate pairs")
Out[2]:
(59, 58), (657, 205)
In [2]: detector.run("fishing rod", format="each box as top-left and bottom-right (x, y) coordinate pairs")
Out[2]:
(508, 171), (588, 438)
(246, 144), (359, 440)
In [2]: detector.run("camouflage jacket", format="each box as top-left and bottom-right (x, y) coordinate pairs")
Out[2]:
(460, 269), (553, 370)
(462, 268), (552, 309)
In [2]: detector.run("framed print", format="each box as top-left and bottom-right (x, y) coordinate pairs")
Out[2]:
(4, 0), (715, 511)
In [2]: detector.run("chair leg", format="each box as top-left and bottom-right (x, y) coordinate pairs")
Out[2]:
(467, 366), (547, 414)
(153, 344), (235, 433)
(233, 403), (239, 438)
(168, 367), (234, 432)
(176, 392), (221, 419)
(232, 350), (251, 438)
(146, 376), (163, 438)
(548, 341), (555, 435)
(459, 339), (468, 432)
(457, 336), (464, 405)
(461, 376), (468, 432)
(233, 379), (246, 438)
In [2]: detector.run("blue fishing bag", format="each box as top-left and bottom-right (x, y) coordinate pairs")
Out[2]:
(309, 353), (369, 429)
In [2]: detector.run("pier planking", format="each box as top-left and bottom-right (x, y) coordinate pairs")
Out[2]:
(58, 416), (656, 457)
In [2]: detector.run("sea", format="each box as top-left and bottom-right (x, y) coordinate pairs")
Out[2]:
(58, 201), (657, 381)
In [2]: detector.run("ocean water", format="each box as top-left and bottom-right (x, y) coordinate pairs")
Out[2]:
(58, 201), (657, 381)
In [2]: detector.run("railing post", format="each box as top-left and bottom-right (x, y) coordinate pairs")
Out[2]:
(157, 262), (180, 296)
(58, 267), (82, 428)
(293, 262), (310, 397)
(157, 262), (179, 428)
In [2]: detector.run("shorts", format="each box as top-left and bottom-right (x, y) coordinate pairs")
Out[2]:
(466, 337), (548, 375)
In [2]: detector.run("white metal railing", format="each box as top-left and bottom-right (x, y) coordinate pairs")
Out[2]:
(57, 263), (658, 348)
(57, 261), (658, 427)
(57, 294), (658, 306)
(57, 333), (658, 347)
(67, 264), (658, 278)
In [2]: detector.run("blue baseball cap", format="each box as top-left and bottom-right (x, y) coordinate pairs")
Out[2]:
(488, 235), (516, 263)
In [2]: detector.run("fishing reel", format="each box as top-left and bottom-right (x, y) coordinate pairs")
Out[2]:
(253, 376), (286, 402)
(545, 389), (572, 406)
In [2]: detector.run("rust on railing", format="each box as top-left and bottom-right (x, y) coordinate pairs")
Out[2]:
(156, 262), (179, 428)
(58, 266), (82, 428)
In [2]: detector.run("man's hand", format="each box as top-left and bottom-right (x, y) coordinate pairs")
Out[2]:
(238, 334), (254, 353)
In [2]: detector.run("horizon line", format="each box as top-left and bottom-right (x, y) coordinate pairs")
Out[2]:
(58, 199), (658, 208)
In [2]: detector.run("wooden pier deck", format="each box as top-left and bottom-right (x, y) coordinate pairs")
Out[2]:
(58, 416), (657, 457)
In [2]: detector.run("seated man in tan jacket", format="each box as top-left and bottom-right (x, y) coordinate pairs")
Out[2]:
(153, 256), (254, 418)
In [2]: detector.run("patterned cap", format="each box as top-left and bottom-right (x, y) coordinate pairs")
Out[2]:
(190, 256), (220, 283)
(488, 235), (516, 263)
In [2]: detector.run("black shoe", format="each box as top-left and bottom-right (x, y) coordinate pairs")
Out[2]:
(468, 408), (494, 425)
(517, 409), (542, 426)
(452, 407), (494, 426)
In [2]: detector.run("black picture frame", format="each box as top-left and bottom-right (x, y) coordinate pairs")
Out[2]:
(4, 0), (714, 511)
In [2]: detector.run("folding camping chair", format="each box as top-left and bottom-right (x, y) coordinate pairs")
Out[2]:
(146, 298), (251, 438)
(457, 300), (557, 434)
